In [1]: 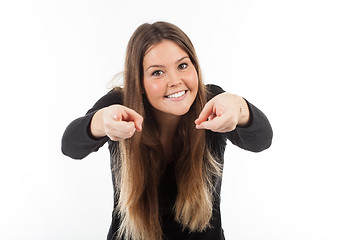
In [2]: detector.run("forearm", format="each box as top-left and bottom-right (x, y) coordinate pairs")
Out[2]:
(61, 89), (123, 159)
(227, 101), (273, 152)
(61, 112), (108, 159)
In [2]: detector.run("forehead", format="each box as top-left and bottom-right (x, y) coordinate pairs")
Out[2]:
(143, 40), (188, 64)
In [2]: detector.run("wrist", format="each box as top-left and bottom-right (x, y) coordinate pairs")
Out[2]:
(237, 97), (250, 127)
(90, 109), (106, 138)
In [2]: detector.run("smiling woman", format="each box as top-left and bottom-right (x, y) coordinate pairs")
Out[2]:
(143, 40), (198, 117)
(61, 21), (273, 240)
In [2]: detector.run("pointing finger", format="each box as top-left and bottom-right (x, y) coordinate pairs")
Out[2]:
(121, 108), (143, 131)
(195, 101), (214, 125)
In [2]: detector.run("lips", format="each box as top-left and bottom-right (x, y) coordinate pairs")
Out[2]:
(165, 90), (187, 99)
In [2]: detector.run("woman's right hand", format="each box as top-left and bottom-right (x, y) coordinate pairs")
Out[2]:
(90, 105), (143, 141)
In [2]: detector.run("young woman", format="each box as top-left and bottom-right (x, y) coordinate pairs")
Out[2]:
(62, 21), (273, 240)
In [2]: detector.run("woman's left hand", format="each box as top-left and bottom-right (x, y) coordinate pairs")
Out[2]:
(195, 92), (250, 133)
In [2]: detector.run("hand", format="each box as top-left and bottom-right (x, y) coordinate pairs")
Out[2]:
(195, 92), (249, 133)
(91, 105), (143, 141)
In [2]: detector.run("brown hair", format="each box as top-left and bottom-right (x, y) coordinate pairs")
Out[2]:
(116, 21), (221, 240)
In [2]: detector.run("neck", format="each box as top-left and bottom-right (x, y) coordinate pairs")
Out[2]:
(151, 108), (182, 163)
(152, 108), (180, 138)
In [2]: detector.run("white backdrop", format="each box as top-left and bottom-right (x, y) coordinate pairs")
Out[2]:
(1, 0), (337, 239)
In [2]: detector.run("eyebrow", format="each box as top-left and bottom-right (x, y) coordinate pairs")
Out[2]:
(146, 56), (189, 72)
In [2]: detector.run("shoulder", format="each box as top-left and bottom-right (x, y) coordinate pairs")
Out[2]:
(86, 87), (124, 114)
(205, 84), (225, 101)
(104, 87), (124, 103)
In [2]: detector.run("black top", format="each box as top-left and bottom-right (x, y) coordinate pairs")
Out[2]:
(61, 84), (273, 240)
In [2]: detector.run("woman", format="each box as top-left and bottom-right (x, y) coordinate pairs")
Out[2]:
(62, 21), (273, 240)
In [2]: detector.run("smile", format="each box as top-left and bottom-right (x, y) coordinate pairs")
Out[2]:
(165, 90), (187, 99)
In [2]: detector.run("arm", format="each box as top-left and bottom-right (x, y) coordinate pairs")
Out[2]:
(61, 89), (143, 159)
(61, 90), (121, 159)
(61, 111), (108, 159)
(226, 100), (273, 152)
(196, 84), (272, 152)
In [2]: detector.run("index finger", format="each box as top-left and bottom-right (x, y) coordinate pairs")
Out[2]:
(122, 108), (143, 131)
(195, 101), (214, 125)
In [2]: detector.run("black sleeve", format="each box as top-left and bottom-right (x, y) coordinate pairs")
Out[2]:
(206, 84), (273, 152)
(61, 90), (123, 159)
(226, 101), (273, 152)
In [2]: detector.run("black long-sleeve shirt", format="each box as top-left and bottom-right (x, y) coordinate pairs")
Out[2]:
(61, 84), (273, 240)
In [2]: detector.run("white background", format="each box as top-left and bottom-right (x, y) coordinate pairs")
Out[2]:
(1, 0), (337, 239)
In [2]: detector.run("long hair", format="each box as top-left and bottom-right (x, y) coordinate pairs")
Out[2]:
(116, 21), (222, 240)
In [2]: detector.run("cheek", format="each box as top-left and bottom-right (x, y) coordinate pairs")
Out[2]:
(186, 69), (199, 89)
(144, 79), (165, 99)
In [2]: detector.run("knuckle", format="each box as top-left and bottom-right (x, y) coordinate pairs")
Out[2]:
(126, 125), (133, 133)
(228, 125), (236, 132)
(208, 122), (215, 130)
(106, 130), (115, 138)
(230, 118), (237, 126)
(226, 115), (237, 126)
(108, 134), (118, 141)
(103, 121), (110, 129)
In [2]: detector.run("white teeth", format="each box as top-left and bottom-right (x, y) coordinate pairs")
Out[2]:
(167, 90), (186, 98)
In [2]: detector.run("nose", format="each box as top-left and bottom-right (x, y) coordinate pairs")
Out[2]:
(167, 71), (182, 87)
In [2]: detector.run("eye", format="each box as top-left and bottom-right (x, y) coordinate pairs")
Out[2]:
(178, 63), (188, 70)
(152, 70), (164, 76)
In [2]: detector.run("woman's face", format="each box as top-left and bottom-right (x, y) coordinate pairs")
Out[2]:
(143, 40), (198, 117)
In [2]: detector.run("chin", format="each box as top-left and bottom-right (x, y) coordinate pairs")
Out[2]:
(170, 107), (191, 116)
